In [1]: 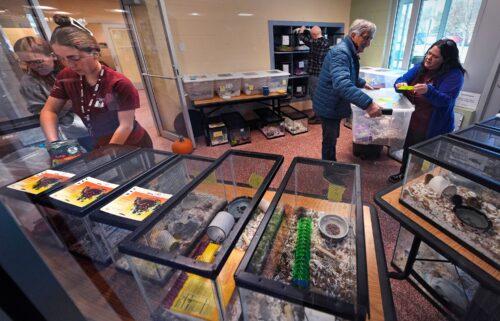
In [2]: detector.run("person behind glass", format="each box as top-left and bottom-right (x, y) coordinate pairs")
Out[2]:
(14, 36), (87, 139)
(295, 26), (330, 125)
(40, 15), (152, 151)
(388, 39), (466, 183)
(313, 19), (382, 162)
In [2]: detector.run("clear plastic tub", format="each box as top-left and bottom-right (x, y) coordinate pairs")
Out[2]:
(351, 88), (414, 147)
(241, 71), (268, 95)
(213, 73), (242, 97)
(182, 74), (214, 101)
(264, 70), (289, 93)
(359, 67), (405, 89)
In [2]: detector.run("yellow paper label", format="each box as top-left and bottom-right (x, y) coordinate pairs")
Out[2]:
(282, 79), (287, 85)
(204, 172), (217, 184)
(421, 160), (431, 172)
(249, 85), (254, 90)
(328, 184), (346, 202)
(100, 186), (172, 221)
(248, 173), (264, 189)
(219, 85), (225, 91)
(169, 247), (244, 321)
(7, 170), (74, 195)
(49, 177), (118, 207)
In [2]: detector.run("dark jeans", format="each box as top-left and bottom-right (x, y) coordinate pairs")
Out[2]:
(399, 129), (428, 174)
(320, 117), (341, 161)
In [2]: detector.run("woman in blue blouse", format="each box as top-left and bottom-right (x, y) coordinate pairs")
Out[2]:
(388, 39), (466, 183)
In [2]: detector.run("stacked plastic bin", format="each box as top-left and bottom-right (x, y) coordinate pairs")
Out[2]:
(213, 73), (242, 98)
(241, 71), (268, 96)
(359, 67), (405, 89)
(182, 74), (214, 101)
(265, 70), (289, 93)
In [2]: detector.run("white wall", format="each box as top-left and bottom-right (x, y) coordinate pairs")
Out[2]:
(462, 0), (500, 120)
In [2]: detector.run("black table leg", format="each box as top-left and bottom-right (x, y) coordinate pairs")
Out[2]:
(388, 237), (421, 280)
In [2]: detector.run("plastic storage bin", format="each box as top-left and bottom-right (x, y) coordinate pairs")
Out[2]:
(449, 124), (500, 153)
(34, 149), (174, 263)
(119, 150), (283, 321)
(206, 116), (229, 146)
(254, 108), (285, 139)
(359, 67), (405, 89)
(264, 70), (289, 93)
(222, 112), (251, 146)
(279, 106), (308, 135)
(399, 136), (500, 270)
(235, 157), (368, 321)
(241, 71), (268, 96)
(213, 73), (242, 98)
(89, 155), (213, 267)
(351, 88), (414, 147)
(182, 74), (214, 101)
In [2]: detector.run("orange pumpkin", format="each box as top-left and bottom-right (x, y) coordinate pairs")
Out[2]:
(172, 137), (193, 154)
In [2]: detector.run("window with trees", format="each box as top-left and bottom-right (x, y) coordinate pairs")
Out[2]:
(388, 0), (483, 70)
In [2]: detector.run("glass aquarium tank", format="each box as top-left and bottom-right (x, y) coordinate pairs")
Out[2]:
(449, 124), (500, 153)
(118, 150), (283, 321)
(1, 144), (138, 201)
(235, 157), (368, 321)
(478, 114), (500, 131)
(89, 155), (213, 267)
(254, 108), (285, 139)
(392, 227), (479, 318)
(399, 136), (500, 270)
(206, 115), (229, 146)
(222, 112), (251, 146)
(280, 105), (308, 135)
(351, 88), (414, 148)
(32, 149), (174, 263)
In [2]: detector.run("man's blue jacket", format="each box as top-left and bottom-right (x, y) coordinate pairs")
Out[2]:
(313, 36), (372, 119)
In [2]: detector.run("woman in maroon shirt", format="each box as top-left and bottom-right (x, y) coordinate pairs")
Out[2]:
(40, 14), (152, 151)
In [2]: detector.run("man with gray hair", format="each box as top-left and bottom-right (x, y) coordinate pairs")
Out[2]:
(313, 18), (382, 164)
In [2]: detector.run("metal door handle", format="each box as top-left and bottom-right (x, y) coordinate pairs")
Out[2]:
(141, 73), (176, 80)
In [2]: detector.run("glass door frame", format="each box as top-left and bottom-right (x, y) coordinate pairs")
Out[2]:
(121, 0), (196, 147)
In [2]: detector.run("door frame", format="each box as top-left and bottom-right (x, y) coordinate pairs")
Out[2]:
(121, 0), (196, 146)
(476, 47), (500, 121)
(102, 23), (144, 89)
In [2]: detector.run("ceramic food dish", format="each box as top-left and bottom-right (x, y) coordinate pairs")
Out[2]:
(319, 214), (349, 241)
(451, 195), (492, 231)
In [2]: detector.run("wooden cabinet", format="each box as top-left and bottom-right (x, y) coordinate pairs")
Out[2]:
(268, 20), (344, 101)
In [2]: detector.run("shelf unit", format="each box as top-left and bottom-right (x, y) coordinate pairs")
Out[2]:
(268, 20), (344, 101)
